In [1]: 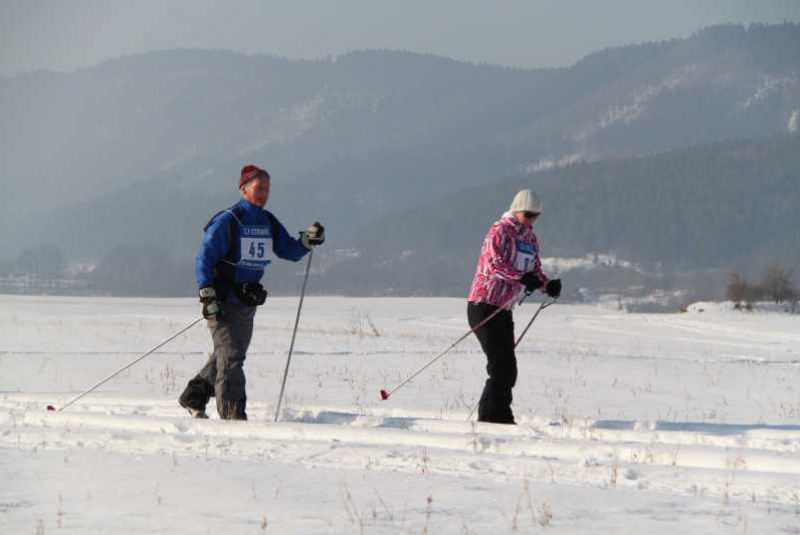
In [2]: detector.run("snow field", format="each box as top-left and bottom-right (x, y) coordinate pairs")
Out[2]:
(1, 295), (799, 534)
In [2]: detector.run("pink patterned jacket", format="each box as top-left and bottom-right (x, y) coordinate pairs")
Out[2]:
(467, 212), (548, 308)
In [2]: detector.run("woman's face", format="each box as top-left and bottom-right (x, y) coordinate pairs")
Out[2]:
(514, 210), (539, 227)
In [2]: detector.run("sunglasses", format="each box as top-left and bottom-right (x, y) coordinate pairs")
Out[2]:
(522, 211), (540, 219)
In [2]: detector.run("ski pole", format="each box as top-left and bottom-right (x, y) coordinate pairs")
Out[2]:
(274, 248), (314, 422)
(467, 295), (556, 421)
(47, 315), (205, 412)
(379, 291), (525, 402)
(514, 296), (557, 347)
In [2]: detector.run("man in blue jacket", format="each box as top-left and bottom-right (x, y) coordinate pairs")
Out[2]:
(179, 164), (325, 420)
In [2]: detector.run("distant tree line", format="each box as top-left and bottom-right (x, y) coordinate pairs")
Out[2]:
(0, 245), (88, 294)
(0, 244), (64, 278)
(3, 243), (799, 315)
(0, 245), (193, 297)
(726, 266), (798, 312)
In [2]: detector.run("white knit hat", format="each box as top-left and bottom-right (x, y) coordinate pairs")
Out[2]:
(509, 189), (542, 213)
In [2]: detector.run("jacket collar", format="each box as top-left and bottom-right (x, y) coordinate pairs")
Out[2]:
(500, 211), (523, 230)
(238, 197), (264, 214)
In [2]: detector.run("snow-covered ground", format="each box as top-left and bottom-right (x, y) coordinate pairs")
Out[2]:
(2, 295), (799, 534)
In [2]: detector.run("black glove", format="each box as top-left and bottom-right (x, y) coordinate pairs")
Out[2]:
(301, 221), (325, 248)
(235, 283), (268, 307)
(199, 287), (222, 320)
(520, 272), (543, 293)
(545, 278), (562, 298)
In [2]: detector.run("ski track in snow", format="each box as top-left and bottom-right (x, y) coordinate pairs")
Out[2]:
(3, 395), (800, 508)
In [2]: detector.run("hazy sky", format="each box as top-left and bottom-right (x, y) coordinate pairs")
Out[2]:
(2, 0), (799, 76)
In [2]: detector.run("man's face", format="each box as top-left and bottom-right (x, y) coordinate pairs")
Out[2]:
(241, 176), (271, 207)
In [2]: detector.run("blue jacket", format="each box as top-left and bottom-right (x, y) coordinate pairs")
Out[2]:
(195, 198), (309, 291)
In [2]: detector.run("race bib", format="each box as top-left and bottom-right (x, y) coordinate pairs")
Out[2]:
(239, 225), (272, 269)
(514, 240), (537, 272)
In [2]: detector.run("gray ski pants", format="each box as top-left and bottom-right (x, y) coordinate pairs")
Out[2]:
(181, 304), (255, 419)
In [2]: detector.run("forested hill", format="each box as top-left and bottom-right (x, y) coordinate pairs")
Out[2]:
(327, 133), (800, 296)
(2, 23), (800, 296)
(3, 22), (799, 225)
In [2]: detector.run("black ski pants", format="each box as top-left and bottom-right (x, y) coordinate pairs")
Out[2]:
(468, 301), (518, 424)
(179, 304), (255, 420)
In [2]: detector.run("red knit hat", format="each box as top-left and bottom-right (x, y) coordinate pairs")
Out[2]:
(239, 164), (270, 188)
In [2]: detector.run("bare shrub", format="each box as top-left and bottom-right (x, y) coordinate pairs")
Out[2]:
(761, 265), (796, 304)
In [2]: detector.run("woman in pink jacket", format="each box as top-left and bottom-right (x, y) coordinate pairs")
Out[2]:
(467, 189), (561, 424)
